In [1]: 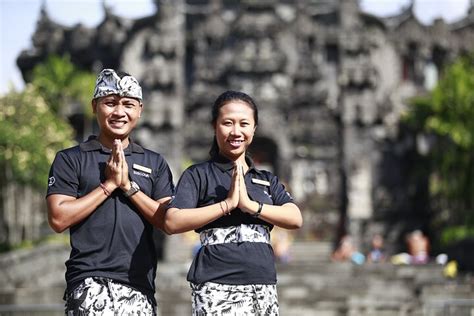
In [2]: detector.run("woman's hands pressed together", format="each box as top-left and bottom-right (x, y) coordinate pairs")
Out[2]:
(223, 161), (259, 216)
(224, 161), (303, 229)
(224, 161), (240, 213)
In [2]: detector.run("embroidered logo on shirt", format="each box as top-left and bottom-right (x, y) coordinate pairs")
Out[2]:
(133, 170), (150, 178)
(133, 164), (151, 178)
(48, 176), (56, 186)
(251, 178), (270, 186)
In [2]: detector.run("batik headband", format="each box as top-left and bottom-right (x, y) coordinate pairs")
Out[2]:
(93, 68), (142, 100)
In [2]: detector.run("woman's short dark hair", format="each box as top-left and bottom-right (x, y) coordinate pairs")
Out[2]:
(209, 90), (259, 158)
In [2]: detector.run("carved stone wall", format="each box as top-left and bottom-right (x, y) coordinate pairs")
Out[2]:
(12, 0), (474, 248)
(121, 0), (186, 175)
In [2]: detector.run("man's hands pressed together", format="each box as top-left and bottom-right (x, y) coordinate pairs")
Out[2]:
(102, 139), (134, 194)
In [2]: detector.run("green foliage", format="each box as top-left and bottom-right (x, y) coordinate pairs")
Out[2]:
(31, 54), (96, 119)
(441, 226), (474, 245)
(404, 55), (474, 244)
(2, 233), (70, 253)
(0, 85), (74, 190)
(429, 58), (474, 149)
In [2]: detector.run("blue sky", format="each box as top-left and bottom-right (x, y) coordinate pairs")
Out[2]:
(0, 0), (470, 95)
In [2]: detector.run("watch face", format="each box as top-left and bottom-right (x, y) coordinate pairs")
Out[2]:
(132, 181), (140, 190)
(126, 181), (140, 197)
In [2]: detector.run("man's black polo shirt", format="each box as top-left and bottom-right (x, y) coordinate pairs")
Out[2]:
(169, 154), (294, 285)
(46, 136), (174, 301)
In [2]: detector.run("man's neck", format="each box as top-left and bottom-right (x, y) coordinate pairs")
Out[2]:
(97, 134), (129, 149)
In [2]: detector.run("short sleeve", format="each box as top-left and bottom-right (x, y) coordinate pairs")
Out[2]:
(151, 156), (175, 200)
(46, 151), (80, 198)
(269, 174), (294, 206)
(168, 168), (200, 209)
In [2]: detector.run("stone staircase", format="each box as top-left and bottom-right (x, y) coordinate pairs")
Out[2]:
(158, 238), (474, 316)
(1, 240), (473, 316)
(286, 240), (333, 264)
(276, 262), (453, 316)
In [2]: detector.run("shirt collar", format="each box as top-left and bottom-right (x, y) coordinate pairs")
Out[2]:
(212, 154), (263, 175)
(79, 135), (144, 155)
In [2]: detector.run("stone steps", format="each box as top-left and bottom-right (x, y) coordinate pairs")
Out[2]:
(163, 237), (335, 265)
(163, 234), (194, 263)
(1, 242), (474, 316)
(288, 240), (333, 264)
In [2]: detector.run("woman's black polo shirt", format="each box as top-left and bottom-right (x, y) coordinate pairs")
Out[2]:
(46, 136), (174, 300)
(169, 155), (294, 285)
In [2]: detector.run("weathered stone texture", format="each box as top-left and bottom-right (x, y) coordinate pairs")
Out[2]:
(10, 0), (474, 249)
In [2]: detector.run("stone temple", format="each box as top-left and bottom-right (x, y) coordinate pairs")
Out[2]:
(17, 0), (474, 251)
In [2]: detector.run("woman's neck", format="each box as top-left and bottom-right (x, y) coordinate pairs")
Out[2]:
(220, 152), (249, 172)
(236, 155), (247, 169)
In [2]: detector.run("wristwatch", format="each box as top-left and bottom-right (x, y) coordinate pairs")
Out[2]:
(124, 181), (140, 197)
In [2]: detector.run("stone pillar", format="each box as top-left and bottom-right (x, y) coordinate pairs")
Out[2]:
(121, 0), (186, 177)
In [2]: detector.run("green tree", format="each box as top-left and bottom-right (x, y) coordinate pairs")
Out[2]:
(31, 54), (96, 137)
(0, 56), (95, 250)
(404, 55), (474, 245)
(0, 85), (74, 190)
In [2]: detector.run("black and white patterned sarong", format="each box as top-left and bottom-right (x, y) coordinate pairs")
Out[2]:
(191, 282), (279, 316)
(200, 224), (271, 246)
(191, 224), (279, 315)
(65, 277), (155, 315)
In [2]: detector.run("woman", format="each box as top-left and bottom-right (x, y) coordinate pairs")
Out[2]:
(165, 90), (302, 315)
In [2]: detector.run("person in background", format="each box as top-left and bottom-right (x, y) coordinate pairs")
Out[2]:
(46, 69), (174, 315)
(406, 230), (430, 264)
(164, 90), (303, 315)
(272, 227), (293, 264)
(391, 230), (430, 265)
(367, 233), (386, 263)
(332, 234), (365, 265)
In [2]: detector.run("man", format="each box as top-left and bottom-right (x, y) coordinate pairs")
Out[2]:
(46, 69), (174, 315)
